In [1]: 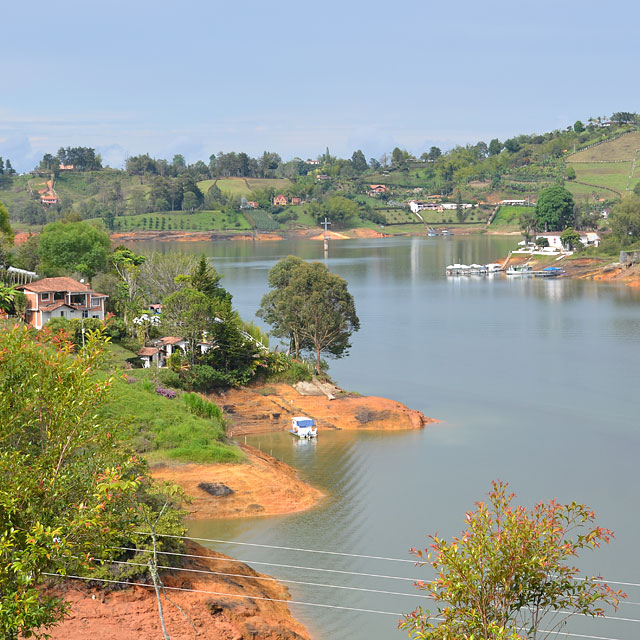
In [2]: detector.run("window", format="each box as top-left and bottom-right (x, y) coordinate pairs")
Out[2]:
(41, 293), (50, 301)
(60, 311), (65, 317)
(82, 310), (88, 318)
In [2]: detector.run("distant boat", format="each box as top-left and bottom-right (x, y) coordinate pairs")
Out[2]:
(441, 229), (452, 236)
(506, 265), (533, 276)
(290, 416), (318, 438)
(427, 228), (437, 237)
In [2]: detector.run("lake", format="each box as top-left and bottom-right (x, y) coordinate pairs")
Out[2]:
(132, 235), (640, 640)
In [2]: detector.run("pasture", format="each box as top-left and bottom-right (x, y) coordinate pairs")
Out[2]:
(569, 131), (640, 162)
(197, 177), (293, 198)
(490, 205), (532, 228)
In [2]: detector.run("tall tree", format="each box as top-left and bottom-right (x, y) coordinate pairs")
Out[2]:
(258, 257), (360, 371)
(190, 254), (231, 304)
(535, 185), (575, 231)
(401, 481), (625, 640)
(350, 150), (368, 173)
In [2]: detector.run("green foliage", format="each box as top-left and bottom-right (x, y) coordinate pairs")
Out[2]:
(535, 185), (576, 231)
(560, 227), (582, 250)
(610, 195), (640, 241)
(38, 220), (111, 277)
(258, 256), (360, 371)
(190, 254), (231, 303)
(0, 201), (13, 244)
(565, 165), (576, 180)
(0, 325), (141, 637)
(182, 392), (224, 421)
(400, 481), (625, 640)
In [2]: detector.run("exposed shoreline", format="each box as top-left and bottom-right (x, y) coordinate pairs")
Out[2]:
(152, 382), (435, 519)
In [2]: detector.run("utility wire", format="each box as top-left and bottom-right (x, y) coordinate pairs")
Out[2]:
(132, 531), (417, 563)
(117, 547), (418, 582)
(129, 532), (640, 589)
(93, 557), (431, 600)
(42, 572), (628, 640)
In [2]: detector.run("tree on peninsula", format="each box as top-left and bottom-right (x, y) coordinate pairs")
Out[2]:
(400, 481), (625, 640)
(535, 185), (575, 231)
(258, 256), (360, 371)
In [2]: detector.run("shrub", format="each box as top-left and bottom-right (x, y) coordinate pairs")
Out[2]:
(156, 386), (176, 399)
(159, 369), (181, 388)
(182, 365), (235, 391)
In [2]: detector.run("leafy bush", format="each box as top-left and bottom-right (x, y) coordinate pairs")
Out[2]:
(182, 365), (235, 391)
(156, 386), (176, 399)
(159, 369), (181, 388)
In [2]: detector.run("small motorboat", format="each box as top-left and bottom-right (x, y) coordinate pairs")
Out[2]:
(290, 416), (318, 438)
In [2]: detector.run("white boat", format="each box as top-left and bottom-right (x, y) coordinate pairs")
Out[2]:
(290, 416), (318, 438)
(506, 265), (533, 276)
(485, 263), (503, 273)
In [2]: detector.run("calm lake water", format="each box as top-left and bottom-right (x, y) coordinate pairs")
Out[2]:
(132, 235), (640, 640)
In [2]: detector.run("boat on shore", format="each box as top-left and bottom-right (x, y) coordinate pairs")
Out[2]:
(446, 263), (503, 276)
(290, 416), (318, 438)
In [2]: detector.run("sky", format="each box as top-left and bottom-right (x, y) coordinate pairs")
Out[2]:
(1, 0), (639, 172)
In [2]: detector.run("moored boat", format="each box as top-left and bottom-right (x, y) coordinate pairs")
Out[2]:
(290, 416), (318, 438)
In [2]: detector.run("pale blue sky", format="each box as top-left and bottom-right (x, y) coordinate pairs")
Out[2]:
(1, 0), (638, 171)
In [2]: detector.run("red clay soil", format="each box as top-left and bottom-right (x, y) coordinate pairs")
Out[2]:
(44, 541), (310, 640)
(151, 444), (324, 520)
(216, 383), (435, 437)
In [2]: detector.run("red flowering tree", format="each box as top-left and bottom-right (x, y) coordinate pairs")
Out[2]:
(400, 481), (625, 640)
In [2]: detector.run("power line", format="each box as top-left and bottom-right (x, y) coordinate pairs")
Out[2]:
(129, 532), (640, 589)
(94, 557), (431, 600)
(117, 547), (418, 581)
(42, 572), (628, 640)
(132, 531), (417, 563)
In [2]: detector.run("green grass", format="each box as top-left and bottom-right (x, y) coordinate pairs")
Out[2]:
(491, 205), (532, 228)
(244, 208), (279, 231)
(565, 181), (618, 201)
(101, 370), (244, 464)
(381, 209), (419, 225)
(569, 162), (632, 192)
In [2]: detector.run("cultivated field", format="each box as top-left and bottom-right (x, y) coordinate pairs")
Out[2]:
(106, 210), (252, 231)
(197, 177), (293, 198)
(569, 131), (640, 162)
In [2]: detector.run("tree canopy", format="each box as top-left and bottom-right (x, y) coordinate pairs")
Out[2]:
(610, 195), (640, 242)
(535, 185), (575, 231)
(38, 220), (111, 277)
(258, 256), (360, 371)
(401, 481), (625, 640)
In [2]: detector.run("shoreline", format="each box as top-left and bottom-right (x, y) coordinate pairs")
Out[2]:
(501, 253), (640, 288)
(152, 382), (435, 520)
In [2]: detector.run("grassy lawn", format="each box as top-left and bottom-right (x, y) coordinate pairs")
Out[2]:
(382, 209), (418, 225)
(101, 366), (244, 464)
(569, 131), (640, 162)
(565, 181), (618, 201)
(491, 205), (532, 228)
(106, 210), (252, 232)
(569, 162), (632, 192)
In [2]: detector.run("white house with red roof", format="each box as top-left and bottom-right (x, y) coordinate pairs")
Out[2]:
(18, 277), (108, 329)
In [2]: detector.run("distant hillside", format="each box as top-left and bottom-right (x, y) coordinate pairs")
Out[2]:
(566, 131), (640, 197)
(569, 131), (640, 162)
